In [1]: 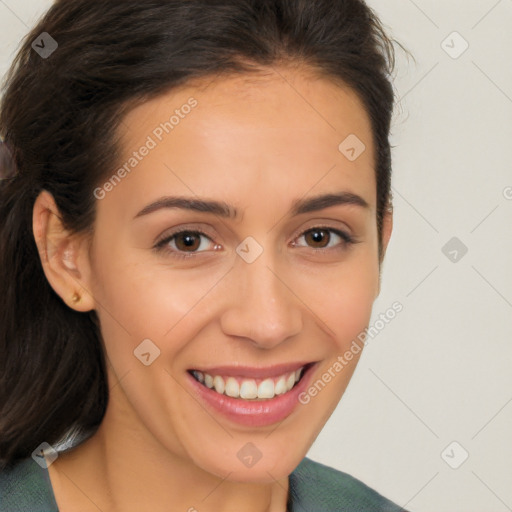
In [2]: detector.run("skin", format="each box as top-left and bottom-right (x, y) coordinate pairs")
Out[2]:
(33, 65), (393, 512)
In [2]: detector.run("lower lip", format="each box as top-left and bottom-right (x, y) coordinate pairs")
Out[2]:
(186, 364), (317, 427)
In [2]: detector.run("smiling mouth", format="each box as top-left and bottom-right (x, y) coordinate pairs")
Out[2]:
(188, 363), (313, 401)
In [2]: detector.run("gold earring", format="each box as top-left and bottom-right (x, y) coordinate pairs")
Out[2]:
(71, 292), (81, 304)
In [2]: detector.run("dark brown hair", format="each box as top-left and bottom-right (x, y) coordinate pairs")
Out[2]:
(0, 0), (405, 470)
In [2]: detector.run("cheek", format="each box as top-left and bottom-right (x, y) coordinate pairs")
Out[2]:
(87, 236), (229, 381)
(327, 278), (376, 347)
(88, 226), (193, 331)
(291, 256), (377, 430)
(292, 251), (379, 348)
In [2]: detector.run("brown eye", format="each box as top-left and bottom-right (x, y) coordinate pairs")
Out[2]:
(304, 229), (331, 248)
(155, 229), (218, 257)
(292, 227), (355, 251)
(174, 232), (202, 252)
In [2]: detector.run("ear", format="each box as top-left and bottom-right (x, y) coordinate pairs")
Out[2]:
(376, 205), (393, 298)
(32, 189), (96, 312)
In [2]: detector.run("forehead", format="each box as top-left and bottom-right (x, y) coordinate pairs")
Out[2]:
(102, 67), (376, 219)
(124, 67), (373, 141)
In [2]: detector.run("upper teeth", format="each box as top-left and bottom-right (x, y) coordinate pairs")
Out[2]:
(192, 368), (304, 400)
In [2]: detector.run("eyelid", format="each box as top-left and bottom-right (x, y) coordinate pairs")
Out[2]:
(153, 223), (217, 246)
(290, 226), (357, 249)
(153, 221), (359, 258)
(288, 218), (354, 243)
(153, 227), (220, 261)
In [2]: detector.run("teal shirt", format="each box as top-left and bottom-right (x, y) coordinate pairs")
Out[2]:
(0, 456), (406, 511)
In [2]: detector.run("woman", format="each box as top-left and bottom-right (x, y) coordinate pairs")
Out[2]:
(0, 1), (408, 510)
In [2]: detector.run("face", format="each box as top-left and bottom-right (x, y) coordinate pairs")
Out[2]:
(75, 67), (392, 482)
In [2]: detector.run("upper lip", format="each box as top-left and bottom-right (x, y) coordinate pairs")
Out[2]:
(189, 361), (315, 379)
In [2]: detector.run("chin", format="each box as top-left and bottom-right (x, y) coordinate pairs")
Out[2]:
(194, 450), (302, 484)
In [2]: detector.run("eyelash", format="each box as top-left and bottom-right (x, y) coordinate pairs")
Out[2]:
(153, 226), (359, 260)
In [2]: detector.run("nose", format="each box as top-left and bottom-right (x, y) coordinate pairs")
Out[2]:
(219, 251), (303, 349)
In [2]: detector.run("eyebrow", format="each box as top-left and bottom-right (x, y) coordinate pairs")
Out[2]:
(133, 191), (370, 220)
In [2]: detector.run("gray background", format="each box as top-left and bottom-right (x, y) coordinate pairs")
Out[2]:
(1, 1), (511, 511)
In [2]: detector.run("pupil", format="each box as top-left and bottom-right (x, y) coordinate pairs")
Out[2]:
(177, 232), (199, 251)
(307, 229), (328, 248)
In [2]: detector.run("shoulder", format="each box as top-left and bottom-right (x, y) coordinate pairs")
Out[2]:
(0, 457), (58, 511)
(288, 457), (406, 512)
